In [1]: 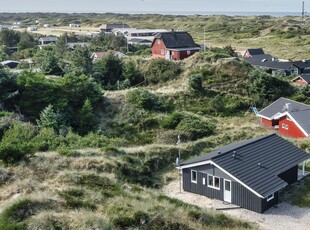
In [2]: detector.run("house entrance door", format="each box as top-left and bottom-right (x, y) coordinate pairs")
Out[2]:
(224, 179), (231, 203)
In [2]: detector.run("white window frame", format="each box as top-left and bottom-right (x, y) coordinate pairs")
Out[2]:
(187, 50), (191, 55)
(267, 193), (274, 202)
(285, 124), (289, 130)
(157, 39), (161, 44)
(160, 49), (165, 55)
(191, 170), (197, 183)
(207, 175), (220, 190)
(282, 123), (285, 129)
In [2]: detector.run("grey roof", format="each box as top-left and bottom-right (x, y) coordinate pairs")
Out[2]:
(245, 58), (294, 70)
(128, 38), (152, 43)
(292, 60), (310, 69)
(181, 137), (265, 166)
(39, 37), (58, 42)
(301, 75), (310, 83)
(182, 134), (310, 197)
(245, 58), (310, 71)
(290, 109), (310, 134)
(153, 31), (199, 49)
(246, 48), (265, 56)
(258, 97), (310, 119)
(245, 54), (274, 62)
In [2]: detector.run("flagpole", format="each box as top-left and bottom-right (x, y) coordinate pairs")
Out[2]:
(177, 135), (182, 193)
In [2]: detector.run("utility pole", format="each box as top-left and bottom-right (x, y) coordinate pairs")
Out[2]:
(302, 1), (305, 22)
(123, 21), (129, 53)
(203, 26), (206, 52)
(176, 135), (182, 193)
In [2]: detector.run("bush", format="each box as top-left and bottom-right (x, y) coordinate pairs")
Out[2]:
(127, 89), (172, 112)
(61, 172), (121, 197)
(0, 199), (45, 230)
(176, 116), (215, 140)
(161, 112), (184, 129)
(188, 74), (204, 93)
(249, 69), (296, 102)
(144, 58), (181, 84)
(58, 189), (96, 210)
(112, 211), (150, 228)
(0, 122), (37, 164)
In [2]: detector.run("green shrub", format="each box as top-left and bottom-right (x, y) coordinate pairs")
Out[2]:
(127, 89), (171, 112)
(58, 189), (96, 210)
(188, 74), (204, 93)
(161, 112), (184, 129)
(144, 58), (181, 84)
(61, 173), (121, 197)
(112, 211), (150, 228)
(176, 116), (215, 140)
(32, 127), (62, 151)
(0, 122), (37, 164)
(57, 147), (80, 157)
(116, 160), (155, 187)
(249, 69), (296, 102)
(0, 199), (45, 230)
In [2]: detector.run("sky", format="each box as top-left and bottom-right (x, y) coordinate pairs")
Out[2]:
(0, 0), (307, 13)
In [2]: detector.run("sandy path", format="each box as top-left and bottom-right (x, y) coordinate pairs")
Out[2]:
(162, 180), (310, 230)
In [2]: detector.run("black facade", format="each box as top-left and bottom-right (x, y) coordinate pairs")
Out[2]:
(278, 165), (298, 185)
(180, 134), (310, 214)
(182, 163), (282, 213)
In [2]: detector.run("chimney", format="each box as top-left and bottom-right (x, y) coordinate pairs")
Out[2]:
(285, 103), (292, 112)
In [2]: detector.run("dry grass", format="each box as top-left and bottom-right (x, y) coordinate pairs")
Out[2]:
(0, 141), (255, 229)
(16, 26), (99, 36)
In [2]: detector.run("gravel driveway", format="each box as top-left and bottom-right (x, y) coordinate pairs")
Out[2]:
(162, 181), (310, 230)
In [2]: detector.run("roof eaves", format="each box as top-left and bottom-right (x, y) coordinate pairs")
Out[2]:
(258, 97), (288, 117)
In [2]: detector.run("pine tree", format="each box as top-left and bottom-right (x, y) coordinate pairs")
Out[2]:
(37, 104), (59, 130)
(78, 99), (97, 135)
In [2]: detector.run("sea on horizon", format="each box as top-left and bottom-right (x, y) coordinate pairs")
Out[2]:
(0, 11), (304, 17)
(109, 11), (303, 17)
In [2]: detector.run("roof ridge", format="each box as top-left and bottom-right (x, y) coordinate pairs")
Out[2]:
(282, 97), (310, 108)
(291, 108), (310, 112)
(258, 97), (310, 115)
(211, 134), (277, 160)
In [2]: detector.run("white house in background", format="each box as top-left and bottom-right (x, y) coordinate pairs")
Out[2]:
(112, 28), (167, 42)
(43, 24), (51, 28)
(69, 24), (80, 28)
(27, 27), (38, 31)
(38, 36), (58, 46)
(91, 51), (126, 61)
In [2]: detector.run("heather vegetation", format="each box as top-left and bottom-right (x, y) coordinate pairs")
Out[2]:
(0, 13), (309, 229)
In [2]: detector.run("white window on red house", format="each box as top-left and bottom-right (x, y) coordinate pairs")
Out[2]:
(187, 50), (191, 55)
(161, 49), (165, 55)
(157, 39), (161, 44)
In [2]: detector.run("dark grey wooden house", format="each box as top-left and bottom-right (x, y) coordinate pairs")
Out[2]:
(179, 134), (309, 213)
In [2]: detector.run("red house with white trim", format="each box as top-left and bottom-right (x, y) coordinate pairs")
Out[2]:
(257, 97), (310, 138)
(151, 31), (201, 61)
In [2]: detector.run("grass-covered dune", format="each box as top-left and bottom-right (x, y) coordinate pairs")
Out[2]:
(1, 12), (309, 59)
(0, 148), (255, 230)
